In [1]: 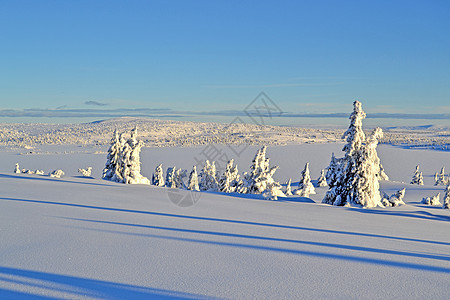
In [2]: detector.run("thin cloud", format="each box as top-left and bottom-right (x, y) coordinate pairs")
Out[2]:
(204, 82), (343, 89)
(85, 101), (108, 106)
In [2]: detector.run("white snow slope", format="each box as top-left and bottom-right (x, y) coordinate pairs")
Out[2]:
(0, 143), (449, 299)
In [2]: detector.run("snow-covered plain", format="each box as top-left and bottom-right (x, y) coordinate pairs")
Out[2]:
(1, 119), (449, 299)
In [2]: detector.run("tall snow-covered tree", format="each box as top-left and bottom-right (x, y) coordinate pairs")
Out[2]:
(199, 160), (219, 191)
(443, 185), (450, 209)
(187, 166), (200, 191)
(353, 127), (384, 207)
(410, 165), (424, 185)
(323, 101), (383, 208)
(317, 169), (328, 187)
(103, 130), (122, 180)
(295, 163), (316, 197)
(152, 164), (165, 186)
(123, 127), (150, 184)
(103, 128), (149, 185)
(14, 163), (21, 174)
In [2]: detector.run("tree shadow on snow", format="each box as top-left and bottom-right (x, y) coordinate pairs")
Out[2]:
(62, 219), (450, 274)
(278, 196), (316, 203)
(351, 208), (450, 222)
(0, 266), (210, 299)
(2, 196), (449, 247)
(0, 173), (118, 188)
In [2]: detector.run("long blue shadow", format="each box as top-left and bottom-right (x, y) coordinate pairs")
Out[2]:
(71, 226), (450, 274)
(65, 218), (450, 262)
(351, 208), (450, 222)
(0, 266), (211, 299)
(0, 173), (117, 188)
(1, 197), (449, 247)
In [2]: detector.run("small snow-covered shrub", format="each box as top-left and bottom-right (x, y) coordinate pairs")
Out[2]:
(263, 181), (285, 200)
(78, 167), (92, 177)
(35, 170), (45, 175)
(49, 169), (65, 178)
(422, 193), (441, 206)
(14, 163), (21, 174)
(382, 188), (406, 207)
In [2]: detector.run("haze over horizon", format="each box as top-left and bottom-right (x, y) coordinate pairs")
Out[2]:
(0, 1), (449, 126)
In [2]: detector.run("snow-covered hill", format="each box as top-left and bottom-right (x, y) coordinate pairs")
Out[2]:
(1, 117), (449, 149)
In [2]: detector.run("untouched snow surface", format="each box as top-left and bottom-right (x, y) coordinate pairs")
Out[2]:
(1, 143), (449, 299)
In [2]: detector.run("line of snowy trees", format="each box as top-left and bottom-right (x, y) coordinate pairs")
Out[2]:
(151, 146), (286, 200)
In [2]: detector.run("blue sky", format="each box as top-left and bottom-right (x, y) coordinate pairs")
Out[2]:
(0, 0), (449, 124)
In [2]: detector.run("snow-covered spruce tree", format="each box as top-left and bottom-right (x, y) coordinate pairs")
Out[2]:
(422, 193), (441, 206)
(435, 167), (447, 185)
(152, 164), (165, 186)
(199, 160), (219, 192)
(295, 163), (316, 197)
(125, 136), (150, 184)
(410, 165), (424, 185)
(187, 166), (200, 191)
(236, 172), (251, 194)
(104, 128), (149, 185)
(443, 185), (450, 209)
(174, 168), (187, 189)
(353, 127), (384, 207)
(317, 169), (328, 187)
(103, 130), (122, 181)
(322, 101), (383, 208)
(243, 146), (285, 199)
(325, 153), (344, 187)
(14, 163), (21, 174)
(166, 167), (177, 188)
(285, 178), (293, 196)
(219, 159), (240, 193)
